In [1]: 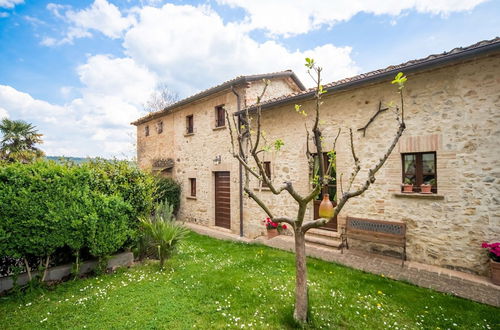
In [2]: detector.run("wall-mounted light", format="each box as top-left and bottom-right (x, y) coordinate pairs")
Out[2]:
(213, 155), (221, 165)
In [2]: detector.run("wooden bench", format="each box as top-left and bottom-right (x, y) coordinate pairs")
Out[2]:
(341, 216), (406, 266)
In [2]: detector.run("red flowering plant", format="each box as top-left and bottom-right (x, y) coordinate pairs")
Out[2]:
(482, 242), (500, 262)
(263, 217), (288, 233)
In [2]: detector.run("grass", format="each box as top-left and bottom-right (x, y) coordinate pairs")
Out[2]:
(1, 232), (498, 329)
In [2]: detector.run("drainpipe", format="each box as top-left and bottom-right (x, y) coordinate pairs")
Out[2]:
(231, 85), (244, 237)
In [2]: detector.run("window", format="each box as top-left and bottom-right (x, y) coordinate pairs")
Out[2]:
(215, 105), (225, 127)
(189, 178), (196, 197)
(186, 115), (194, 134)
(402, 152), (437, 193)
(262, 161), (271, 187)
(157, 121), (163, 134)
(144, 125), (149, 137)
(313, 152), (337, 201)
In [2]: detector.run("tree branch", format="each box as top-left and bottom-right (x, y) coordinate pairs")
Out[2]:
(357, 101), (389, 137)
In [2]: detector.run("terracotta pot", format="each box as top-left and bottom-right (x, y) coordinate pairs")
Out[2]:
(490, 259), (500, 286)
(402, 184), (413, 193)
(267, 228), (279, 239)
(421, 184), (432, 194)
(318, 194), (334, 219)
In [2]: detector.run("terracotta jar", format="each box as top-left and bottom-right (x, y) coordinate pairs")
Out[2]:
(318, 194), (334, 219)
(421, 184), (432, 194)
(267, 228), (279, 239)
(491, 260), (500, 286)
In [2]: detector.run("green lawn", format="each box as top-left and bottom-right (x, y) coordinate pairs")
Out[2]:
(1, 232), (498, 329)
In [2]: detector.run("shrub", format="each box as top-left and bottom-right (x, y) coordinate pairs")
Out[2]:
(139, 201), (188, 269)
(153, 177), (181, 214)
(0, 159), (156, 281)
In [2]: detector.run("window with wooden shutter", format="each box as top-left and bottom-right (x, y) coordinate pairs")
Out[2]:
(189, 178), (196, 197)
(262, 161), (271, 187)
(215, 105), (225, 127)
(186, 115), (194, 134)
(145, 125), (149, 137)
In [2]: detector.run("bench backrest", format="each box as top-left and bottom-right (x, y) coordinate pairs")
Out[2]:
(346, 217), (406, 239)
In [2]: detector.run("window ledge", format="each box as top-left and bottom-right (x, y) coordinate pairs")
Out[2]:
(393, 192), (444, 200)
(186, 196), (197, 200)
(184, 133), (195, 137)
(213, 126), (226, 131)
(254, 187), (271, 192)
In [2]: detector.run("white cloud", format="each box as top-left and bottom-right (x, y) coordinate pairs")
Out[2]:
(123, 4), (359, 94)
(45, 0), (135, 44)
(0, 0), (23, 9)
(217, 0), (488, 36)
(0, 107), (9, 118)
(0, 54), (157, 158)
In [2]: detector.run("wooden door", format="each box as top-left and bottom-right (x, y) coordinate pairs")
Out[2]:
(215, 172), (231, 229)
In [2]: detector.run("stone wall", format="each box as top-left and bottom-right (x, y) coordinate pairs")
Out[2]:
(243, 53), (500, 275)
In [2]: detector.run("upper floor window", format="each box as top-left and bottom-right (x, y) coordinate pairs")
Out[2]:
(157, 121), (163, 134)
(186, 115), (194, 134)
(402, 152), (437, 193)
(144, 125), (150, 137)
(262, 161), (271, 187)
(189, 178), (196, 197)
(215, 105), (225, 127)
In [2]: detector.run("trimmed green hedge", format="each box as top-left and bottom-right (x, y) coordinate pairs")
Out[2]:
(0, 159), (156, 269)
(153, 177), (181, 214)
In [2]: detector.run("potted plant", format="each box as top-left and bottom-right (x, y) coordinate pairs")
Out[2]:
(481, 242), (500, 285)
(402, 178), (414, 193)
(421, 178), (435, 194)
(263, 217), (287, 239)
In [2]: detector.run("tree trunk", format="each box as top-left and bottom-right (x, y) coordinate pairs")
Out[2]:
(293, 230), (308, 323)
(41, 255), (50, 282)
(23, 257), (32, 281)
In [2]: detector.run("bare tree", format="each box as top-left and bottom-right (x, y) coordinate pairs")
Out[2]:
(226, 59), (407, 323)
(143, 83), (179, 113)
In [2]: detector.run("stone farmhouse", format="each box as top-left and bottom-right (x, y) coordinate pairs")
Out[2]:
(132, 38), (500, 276)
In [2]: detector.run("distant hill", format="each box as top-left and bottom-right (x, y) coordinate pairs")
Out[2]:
(45, 156), (93, 164)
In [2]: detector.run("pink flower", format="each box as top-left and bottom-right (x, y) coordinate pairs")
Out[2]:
(282, 224), (287, 230)
(481, 242), (488, 248)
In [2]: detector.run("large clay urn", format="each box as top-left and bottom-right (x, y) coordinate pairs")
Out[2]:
(318, 194), (334, 219)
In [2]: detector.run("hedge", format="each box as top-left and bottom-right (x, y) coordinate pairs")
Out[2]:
(0, 159), (156, 276)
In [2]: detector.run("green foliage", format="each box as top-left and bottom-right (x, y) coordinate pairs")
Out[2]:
(0, 118), (44, 163)
(153, 176), (181, 214)
(391, 72), (407, 90)
(139, 201), (188, 269)
(274, 139), (284, 151)
(0, 159), (156, 276)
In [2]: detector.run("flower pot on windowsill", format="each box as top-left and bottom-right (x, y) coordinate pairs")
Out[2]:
(490, 259), (500, 286)
(402, 184), (413, 193)
(267, 228), (279, 239)
(421, 184), (432, 194)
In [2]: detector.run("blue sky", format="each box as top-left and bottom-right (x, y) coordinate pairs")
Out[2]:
(0, 0), (498, 158)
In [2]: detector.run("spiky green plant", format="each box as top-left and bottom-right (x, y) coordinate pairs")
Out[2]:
(139, 201), (189, 269)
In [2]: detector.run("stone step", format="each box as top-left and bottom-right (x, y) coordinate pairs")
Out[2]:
(304, 234), (343, 248)
(307, 228), (342, 238)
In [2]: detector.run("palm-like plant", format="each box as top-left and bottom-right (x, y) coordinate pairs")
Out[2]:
(139, 201), (189, 269)
(0, 118), (44, 163)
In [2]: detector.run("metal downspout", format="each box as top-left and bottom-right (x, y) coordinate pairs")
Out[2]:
(231, 85), (244, 237)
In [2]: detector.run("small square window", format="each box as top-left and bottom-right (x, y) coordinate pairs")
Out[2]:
(157, 121), (163, 134)
(215, 105), (225, 127)
(186, 115), (194, 134)
(144, 125), (150, 137)
(189, 178), (196, 197)
(402, 152), (437, 193)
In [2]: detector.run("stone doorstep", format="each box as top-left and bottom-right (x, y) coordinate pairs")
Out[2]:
(0, 252), (134, 294)
(184, 222), (500, 307)
(304, 234), (343, 248)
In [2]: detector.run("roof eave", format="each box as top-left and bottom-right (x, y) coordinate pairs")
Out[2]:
(131, 71), (306, 126)
(238, 40), (500, 115)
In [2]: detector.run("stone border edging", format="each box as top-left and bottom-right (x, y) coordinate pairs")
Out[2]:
(0, 252), (134, 294)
